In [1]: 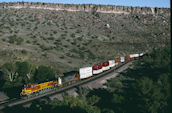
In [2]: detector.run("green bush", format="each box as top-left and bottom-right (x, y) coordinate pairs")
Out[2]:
(8, 35), (16, 43)
(48, 37), (55, 40)
(60, 55), (64, 59)
(34, 65), (55, 82)
(16, 38), (24, 45)
(8, 35), (24, 45)
(71, 33), (75, 38)
(16, 61), (30, 77)
(21, 49), (27, 54)
(26, 40), (30, 43)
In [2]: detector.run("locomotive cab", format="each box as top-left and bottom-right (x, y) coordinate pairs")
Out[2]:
(24, 83), (37, 88)
(21, 83), (37, 96)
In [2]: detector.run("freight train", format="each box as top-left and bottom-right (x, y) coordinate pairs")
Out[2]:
(21, 53), (145, 96)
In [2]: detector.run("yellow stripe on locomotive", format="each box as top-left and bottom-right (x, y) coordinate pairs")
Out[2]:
(21, 80), (58, 96)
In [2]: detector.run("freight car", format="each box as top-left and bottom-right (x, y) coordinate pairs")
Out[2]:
(79, 67), (93, 79)
(102, 61), (110, 71)
(109, 60), (115, 68)
(125, 55), (130, 61)
(93, 64), (103, 74)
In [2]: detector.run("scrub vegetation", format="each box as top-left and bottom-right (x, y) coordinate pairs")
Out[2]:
(0, 3), (170, 112)
(1, 47), (171, 113)
(0, 3), (170, 74)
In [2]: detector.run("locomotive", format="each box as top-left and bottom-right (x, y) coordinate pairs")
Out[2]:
(21, 77), (62, 96)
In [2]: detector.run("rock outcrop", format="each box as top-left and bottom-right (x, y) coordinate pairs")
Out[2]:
(0, 2), (170, 15)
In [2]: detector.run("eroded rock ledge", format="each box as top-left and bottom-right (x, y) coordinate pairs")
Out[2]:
(0, 2), (170, 15)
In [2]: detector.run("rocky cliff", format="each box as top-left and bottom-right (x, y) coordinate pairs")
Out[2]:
(0, 2), (170, 15)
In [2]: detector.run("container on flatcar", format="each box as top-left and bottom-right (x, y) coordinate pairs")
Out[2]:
(102, 61), (110, 71)
(79, 67), (93, 79)
(115, 57), (121, 63)
(125, 55), (130, 61)
(109, 60), (115, 68)
(92, 64), (103, 74)
(120, 56), (125, 62)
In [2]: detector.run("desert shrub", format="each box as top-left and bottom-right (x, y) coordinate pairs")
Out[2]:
(16, 37), (24, 45)
(39, 45), (50, 51)
(34, 26), (38, 30)
(71, 41), (76, 45)
(47, 21), (51, 26)
(14, 30), (19, 34)
(8, 35), (23, 45)
(76, 29), (82, 33)
(71, 33), (75, 38)
(8, 35), (16, 43)
(63, 45), (68, 48)
(42, 53), (47, 57)
(61, 34), (67, 37)
(26, 40), (30, 43)
(68, 61), (72, 63)
(31, 35), (36, 39)
(21, 49), (27, 54)
(2, 38), (6, 42)
(64, 30), (68, 33)
(66, 53), (72, 57)
(53, 30), (57, 34)
(77, 37), (83, 41)
(48, 37), (55, 40)
(60, 55), (64, 59)
(54, 39), (62, 45)
(45, 32), (48, 35)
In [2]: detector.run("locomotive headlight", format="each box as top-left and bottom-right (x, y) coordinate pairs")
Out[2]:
(22, 88), (28, 95)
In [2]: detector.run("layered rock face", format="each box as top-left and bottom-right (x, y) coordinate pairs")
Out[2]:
(0, 2), (170, 15)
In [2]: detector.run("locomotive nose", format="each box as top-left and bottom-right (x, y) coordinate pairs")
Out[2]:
(21, 88), (27, 95)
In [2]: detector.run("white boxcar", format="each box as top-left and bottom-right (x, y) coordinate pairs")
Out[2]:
(129, 54), (135, 58)
(109, 60), (115, 68)
(79, 67), (93, 79)
(120, 56), (125, 62)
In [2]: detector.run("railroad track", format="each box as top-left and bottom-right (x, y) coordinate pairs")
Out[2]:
(0, 60), (134, 110)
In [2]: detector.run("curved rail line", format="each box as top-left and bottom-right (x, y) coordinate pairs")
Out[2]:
(0, 60), (134, 110)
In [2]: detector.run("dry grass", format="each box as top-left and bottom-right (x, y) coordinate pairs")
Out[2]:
(0, 6), (170, 73)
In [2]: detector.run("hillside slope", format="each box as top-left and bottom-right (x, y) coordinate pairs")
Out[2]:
(0, 2), (170, 73)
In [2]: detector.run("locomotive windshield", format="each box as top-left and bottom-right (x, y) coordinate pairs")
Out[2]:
(24, 84), (35, 88)
(24, 85), (31, 88)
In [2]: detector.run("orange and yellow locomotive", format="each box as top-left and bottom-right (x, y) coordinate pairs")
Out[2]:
(21, 80), (58, 96)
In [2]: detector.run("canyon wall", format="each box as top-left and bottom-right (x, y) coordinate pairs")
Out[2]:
(0, 2), (170, 15)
